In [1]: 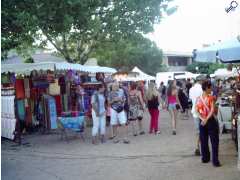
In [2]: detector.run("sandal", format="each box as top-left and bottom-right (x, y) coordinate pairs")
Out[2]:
(113, 139), (120, 144)
(109, 135), (116, 140)
(139, 131), (145, 135)
(123, 139), (130, 144)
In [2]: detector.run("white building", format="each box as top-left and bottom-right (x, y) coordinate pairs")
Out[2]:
(162, 51), (193, 71)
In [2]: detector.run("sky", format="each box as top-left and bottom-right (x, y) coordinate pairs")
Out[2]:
(147, 0), (240, 52)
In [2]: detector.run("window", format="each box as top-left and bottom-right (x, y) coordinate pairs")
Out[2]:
(168, 56), (188, 66)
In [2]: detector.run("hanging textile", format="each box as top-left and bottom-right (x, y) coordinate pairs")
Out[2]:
(32, 81), (49, 89)
(53, 95), (62, 116)
(16, 99), (26, 121)
(24, 78), (30, 98)
(15, 79), (25, 99)
(62, 94), (68, 112)
(49, 79), (60, 95)
(58, 76), (66, 94)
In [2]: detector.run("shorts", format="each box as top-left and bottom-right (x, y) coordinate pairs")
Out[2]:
(110, 108), (127, 125)
(168, 103), (176, 110)
(193, 117), (200, 134)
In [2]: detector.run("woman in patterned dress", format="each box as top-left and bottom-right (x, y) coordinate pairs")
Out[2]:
(128, 82), (145, 136)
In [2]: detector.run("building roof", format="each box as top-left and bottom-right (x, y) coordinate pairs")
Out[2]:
(84, 58), (98, 66)
(2, 52), (65, 64)
(163, 51), (193, 57)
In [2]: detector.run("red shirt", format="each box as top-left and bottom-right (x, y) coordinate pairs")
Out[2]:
(196, 95), (214, 119)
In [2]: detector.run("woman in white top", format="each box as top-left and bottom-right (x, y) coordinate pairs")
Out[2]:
(91, 84), (106, 144)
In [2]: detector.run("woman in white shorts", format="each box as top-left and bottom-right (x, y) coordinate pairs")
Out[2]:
(91, 84), (106, 144)
(108, 82), (129, 144)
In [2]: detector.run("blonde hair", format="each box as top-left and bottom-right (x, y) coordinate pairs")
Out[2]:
(146, 82), (159, 100)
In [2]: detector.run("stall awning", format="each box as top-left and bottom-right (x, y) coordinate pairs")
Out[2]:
(195, 38), (240, 63)
(217, 38), (240, 63)
(83, 65), (117, 74)
(1, 62), (56, 74)
(1, 62), (117, 74)
(55, 62), (117, 73)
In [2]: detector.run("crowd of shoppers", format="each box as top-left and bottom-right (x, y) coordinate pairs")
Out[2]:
(90, 77), (221, 168)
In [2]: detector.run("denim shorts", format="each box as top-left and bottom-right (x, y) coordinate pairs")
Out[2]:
(168, 103), (176, 110)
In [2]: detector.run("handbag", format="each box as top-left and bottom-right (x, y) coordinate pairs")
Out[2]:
(137, 109), (144, 119)
(176, 104), (180, 110)
(112, 105), (124, 113)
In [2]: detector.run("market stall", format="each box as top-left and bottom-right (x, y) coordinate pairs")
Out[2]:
(213, 68), (239, 80)
(1, 62), (116, 142)
(131, 67), (155, 82)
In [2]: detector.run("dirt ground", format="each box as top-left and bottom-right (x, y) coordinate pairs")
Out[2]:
(2, 109), (240, 180)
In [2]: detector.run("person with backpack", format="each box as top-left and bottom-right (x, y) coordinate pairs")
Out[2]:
(91, 83), (107, 144)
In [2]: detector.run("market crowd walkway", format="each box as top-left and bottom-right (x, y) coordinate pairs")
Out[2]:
(2, 109), (239, 180)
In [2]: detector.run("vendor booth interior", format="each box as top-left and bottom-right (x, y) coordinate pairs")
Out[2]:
(1, 62), (116, 143)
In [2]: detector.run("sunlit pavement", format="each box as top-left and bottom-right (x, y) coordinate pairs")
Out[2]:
(2, 109), (239, 180)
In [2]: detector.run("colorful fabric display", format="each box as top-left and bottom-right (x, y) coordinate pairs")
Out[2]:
(47, 97), (57, 129)
(58, 76), (66, 94)
(66, 82), (71, 95)
(62, 94), (68, 112)
(32, 81), (49, 88)
(61, 111), (72, 117)
(15, 79), (25, 99)
(25, 106), (32, 126)
(49, 79), (60, 95)
(30, 87), (38, 100)
(10, 73), (16, 84)
(1, 74), (10, 84)
(24, 78), (30, 98)
(16, 99), (26, 121)
(53, 95), (62, 116)
(73, 74), (80, 85)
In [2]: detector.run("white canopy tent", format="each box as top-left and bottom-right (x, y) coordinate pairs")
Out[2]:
(131, 67), (155, 81)
(1, 62), (117, 74)
(213, 68), (239, 79)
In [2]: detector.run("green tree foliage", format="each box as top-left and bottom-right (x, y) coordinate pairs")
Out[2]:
(2, 0), (176, 63)
(186, 62), (226, 74)
(91, 36), (165, 75)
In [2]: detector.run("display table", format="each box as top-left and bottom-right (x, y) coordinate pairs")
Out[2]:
(57, 115), (85, 141)
(58, 116), (85, 132)
(217, 105), (233, 132)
